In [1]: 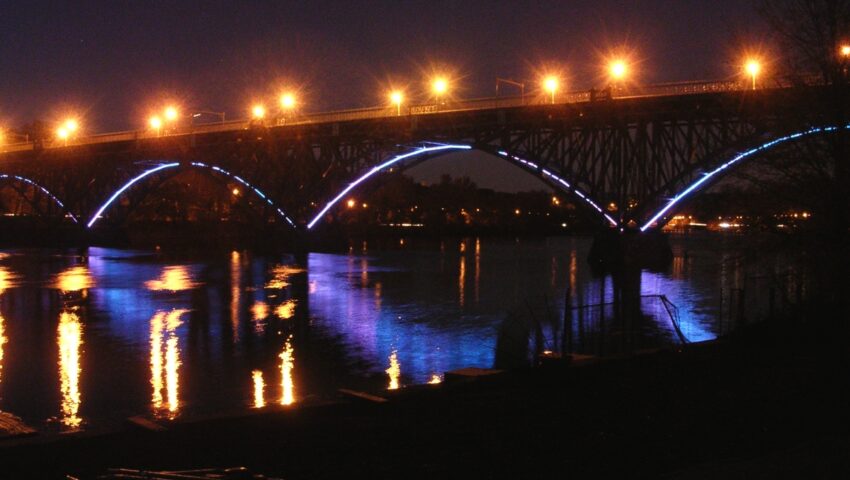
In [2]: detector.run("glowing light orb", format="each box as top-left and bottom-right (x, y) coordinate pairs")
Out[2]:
(280, 93), (296, 109)
(251, 104), (265, 119)
(610, 61), (627, 80)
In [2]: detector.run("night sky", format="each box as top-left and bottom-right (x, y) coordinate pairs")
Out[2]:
(1, 0), (768, 190)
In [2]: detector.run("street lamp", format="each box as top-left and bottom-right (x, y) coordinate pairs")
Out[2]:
(390, 90), (403, 116)
(543, 76), (558, 104)
(841, 45), (850, 58)
(280, 93), (296, 110)
(164, 106), (179, 121)
(251, 104), (266, 120)
(149, 116), (163, 136)
(64, 119), (79, 134)
(609, 60), (627, 82)
(279, 93), (296, 124)
(56, 127), (69, 146)
(432, 77), (448, 104)
(55, 118), (79, 146)
(745, 60), (761, 90)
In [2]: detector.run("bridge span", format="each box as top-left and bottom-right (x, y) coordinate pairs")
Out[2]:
(0, 78), (842, 239)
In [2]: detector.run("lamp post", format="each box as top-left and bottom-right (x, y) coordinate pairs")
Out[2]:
(279, 93), (296, 124)
(390, 91), (403, 116)
(495, 78), (525, 105)
(149, 116), (163, 136)
(57, 127), (69, 147)
(544, 76), (558, 104)
(163, 106), (179, 134)
(56, 119), (79, 146)
(251, 104), (266, 121)
(745, 60), (761, 90)
(432, 77), (448, 105)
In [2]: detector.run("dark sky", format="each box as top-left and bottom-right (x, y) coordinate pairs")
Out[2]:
(0, 0), (768, 190)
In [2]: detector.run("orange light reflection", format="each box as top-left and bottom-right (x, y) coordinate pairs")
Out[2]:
(58, 310), (83, 430)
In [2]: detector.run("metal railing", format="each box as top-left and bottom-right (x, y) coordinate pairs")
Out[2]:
(0, 77), (788, 155)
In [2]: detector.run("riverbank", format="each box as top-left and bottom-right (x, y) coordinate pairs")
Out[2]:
(1, 315), (847, 479)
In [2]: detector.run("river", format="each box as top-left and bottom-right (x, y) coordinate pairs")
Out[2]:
(0, 234), (807, 433)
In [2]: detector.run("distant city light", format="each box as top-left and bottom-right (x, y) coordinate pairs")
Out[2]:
(347, 199), (356, 208)
(232, 188), (240, 195)
(841, 45), (850, 57)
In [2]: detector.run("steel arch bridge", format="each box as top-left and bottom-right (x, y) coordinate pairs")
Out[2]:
(0, 81), (842, 235)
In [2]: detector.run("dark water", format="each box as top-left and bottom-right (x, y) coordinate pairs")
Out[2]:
(0, 235), (806, 433)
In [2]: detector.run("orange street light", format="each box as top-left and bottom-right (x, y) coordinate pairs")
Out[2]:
(164, 106), (179, 121)
(745, 60), (761, 90)
(390, 90), (403, 115)
(609, 60), (627, 82)
(64, 119), (79, 133)
(57, 127), (69, 146)
(251, 104), (266, 120)
(149, 116), (163, 136)
(280, 93), (296, 110)
(432, 77), (448, 103)
(543, 76), (558, 104)
(841, 45), (850, 58)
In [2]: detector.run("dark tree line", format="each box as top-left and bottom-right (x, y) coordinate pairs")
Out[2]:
(753, 0), (850, 310)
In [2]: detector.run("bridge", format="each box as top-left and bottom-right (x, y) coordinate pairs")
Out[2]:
(0, 78), (841, 242)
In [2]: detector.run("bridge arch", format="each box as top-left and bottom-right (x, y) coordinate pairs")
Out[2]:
(306, 143), (618, 229)
(0, 173), (77, 223)
(640, 125), (845, 232)
(86, 162), (297, 229)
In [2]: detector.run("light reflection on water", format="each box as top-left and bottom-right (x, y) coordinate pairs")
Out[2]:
(279, 335), (295, 406)
(56, 266), (93, 293)
(0, 236), (803, 430)
(386, 350), (401, 390)
(252, 370), (265, 408)
(0, 312), (6, 401)
(150, 309), (186, 418)
(0, 266), (14, 294)
(145, 265), (197, 292)
(57, 310), (83, 430)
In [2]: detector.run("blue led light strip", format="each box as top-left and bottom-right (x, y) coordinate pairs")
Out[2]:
(640, 126), (842, 232)
(496, 151), (619, 227)
(87, 162), (296, 228)
(1, 173), (78, 223)
(307, 144), (472, 229)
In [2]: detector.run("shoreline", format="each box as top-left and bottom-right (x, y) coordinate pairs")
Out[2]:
(2, 319), (846, 478)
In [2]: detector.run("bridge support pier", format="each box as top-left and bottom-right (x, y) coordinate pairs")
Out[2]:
(588, 230), (672, 270)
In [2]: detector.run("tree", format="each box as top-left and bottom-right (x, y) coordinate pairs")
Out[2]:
(754, 1), (850, 239)
(752, 1), (850, 310)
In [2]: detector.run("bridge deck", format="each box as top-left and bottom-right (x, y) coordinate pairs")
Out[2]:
(0, 78), (749, 154)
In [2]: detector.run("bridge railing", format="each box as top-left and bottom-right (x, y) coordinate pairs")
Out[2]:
(0, 77), (818, 154)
